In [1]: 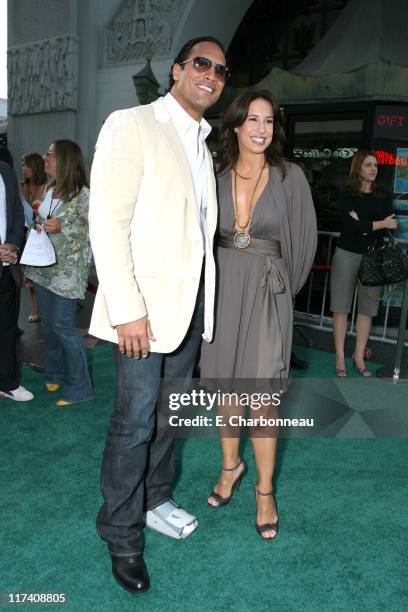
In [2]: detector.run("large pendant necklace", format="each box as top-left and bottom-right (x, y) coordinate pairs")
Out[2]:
(233, 160), (266, 249)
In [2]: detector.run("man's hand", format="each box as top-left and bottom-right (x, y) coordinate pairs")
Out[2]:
(0, 243), (18, 264)
(116, 316), (156, 359)
(43, 218), (62, 233)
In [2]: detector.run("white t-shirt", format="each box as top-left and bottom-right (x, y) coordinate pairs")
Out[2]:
(38, 189), (64, 219)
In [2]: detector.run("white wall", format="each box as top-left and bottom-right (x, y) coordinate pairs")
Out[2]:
(95, 58), (171, 130)
(174, 0), (253, 53)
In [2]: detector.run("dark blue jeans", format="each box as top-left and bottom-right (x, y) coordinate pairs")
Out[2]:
(34, 283), (93, 402)
(96, 290), (204, 555)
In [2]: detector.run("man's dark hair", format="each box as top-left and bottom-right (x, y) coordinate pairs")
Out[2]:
(168, 36), (226, 90)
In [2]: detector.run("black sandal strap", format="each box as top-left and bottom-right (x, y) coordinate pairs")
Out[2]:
(209, 490), (228, 504)
(256, 482), (273, 496)
(257, 522), (278, 531)
(221, 459), (242, 472)
(256, 521), (278, 534)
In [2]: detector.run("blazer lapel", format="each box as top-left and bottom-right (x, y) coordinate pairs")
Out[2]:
(204, 145), (218, 238)
(152, 98), (198, 224)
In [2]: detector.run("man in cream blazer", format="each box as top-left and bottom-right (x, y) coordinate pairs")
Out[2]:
(89, 37), (227, 594)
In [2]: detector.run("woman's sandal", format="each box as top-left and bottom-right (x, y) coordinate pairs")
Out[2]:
(255, 483), (279, 541)
(208, 459), (246, 508)
(56, 399), (75, 406)
(352, 355), (371, 377)
(46, 383), (60, 392)
(335, 368), (348, 378)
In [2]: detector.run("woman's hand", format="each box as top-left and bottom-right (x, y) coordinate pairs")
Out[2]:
(382, 214), (398, 230)
(43, 218), (62, 233)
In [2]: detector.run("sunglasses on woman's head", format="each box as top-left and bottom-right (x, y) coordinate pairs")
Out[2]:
(179, 56), (230, 81)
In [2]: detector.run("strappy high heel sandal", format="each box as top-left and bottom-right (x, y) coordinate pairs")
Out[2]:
(352, 354), (371, 377)
(208, 459), (246, 508)
(335, 368), (347, 378)
(255, 482), (279, 540)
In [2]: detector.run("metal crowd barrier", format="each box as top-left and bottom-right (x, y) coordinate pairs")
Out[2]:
(294, 230), (408, 348)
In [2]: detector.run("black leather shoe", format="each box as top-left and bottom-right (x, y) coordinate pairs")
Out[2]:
(110, 553), (150, 594)
(290, 351), (308, 370)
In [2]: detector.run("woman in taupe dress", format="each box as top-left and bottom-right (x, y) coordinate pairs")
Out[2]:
(200, 90), (317, 539)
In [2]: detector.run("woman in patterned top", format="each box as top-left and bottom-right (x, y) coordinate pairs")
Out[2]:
(25, 140), (93, 406)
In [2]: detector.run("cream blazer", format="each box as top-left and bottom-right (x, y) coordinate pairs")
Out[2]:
(88, 97), (217, 353)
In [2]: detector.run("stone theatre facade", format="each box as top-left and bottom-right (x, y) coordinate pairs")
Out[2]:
(7, 0), (252, 166)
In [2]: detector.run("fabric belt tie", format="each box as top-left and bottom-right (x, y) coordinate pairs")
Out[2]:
(217, 234), (286, 378)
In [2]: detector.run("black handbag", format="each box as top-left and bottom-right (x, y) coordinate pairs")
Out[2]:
(358, 232), (408, 287)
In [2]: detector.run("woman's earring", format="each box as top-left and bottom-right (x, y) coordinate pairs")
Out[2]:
(234, 128), (239, 134)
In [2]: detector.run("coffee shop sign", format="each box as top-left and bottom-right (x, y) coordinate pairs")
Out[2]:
(293, 147), (357, 159)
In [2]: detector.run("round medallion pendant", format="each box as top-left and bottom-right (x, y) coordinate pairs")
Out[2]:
(234, 232), (251, 249)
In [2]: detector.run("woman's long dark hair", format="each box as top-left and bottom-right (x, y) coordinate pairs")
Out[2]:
(217, 89), (286, 179)
(21, 152), (46, 185)
(346, 150), (383, 196)
(48, 139), (89, 201)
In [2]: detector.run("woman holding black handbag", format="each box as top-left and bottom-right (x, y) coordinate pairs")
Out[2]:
(330, 150), (397, 377)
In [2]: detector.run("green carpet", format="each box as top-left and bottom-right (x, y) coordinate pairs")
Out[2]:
(0, 344), (407, 611)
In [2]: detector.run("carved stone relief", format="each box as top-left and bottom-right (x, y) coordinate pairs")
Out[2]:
(8, 36), (79, 115)
(103, 0), (188, 65)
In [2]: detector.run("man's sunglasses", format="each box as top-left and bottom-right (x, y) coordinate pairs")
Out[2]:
(179, 56), (230, 81)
